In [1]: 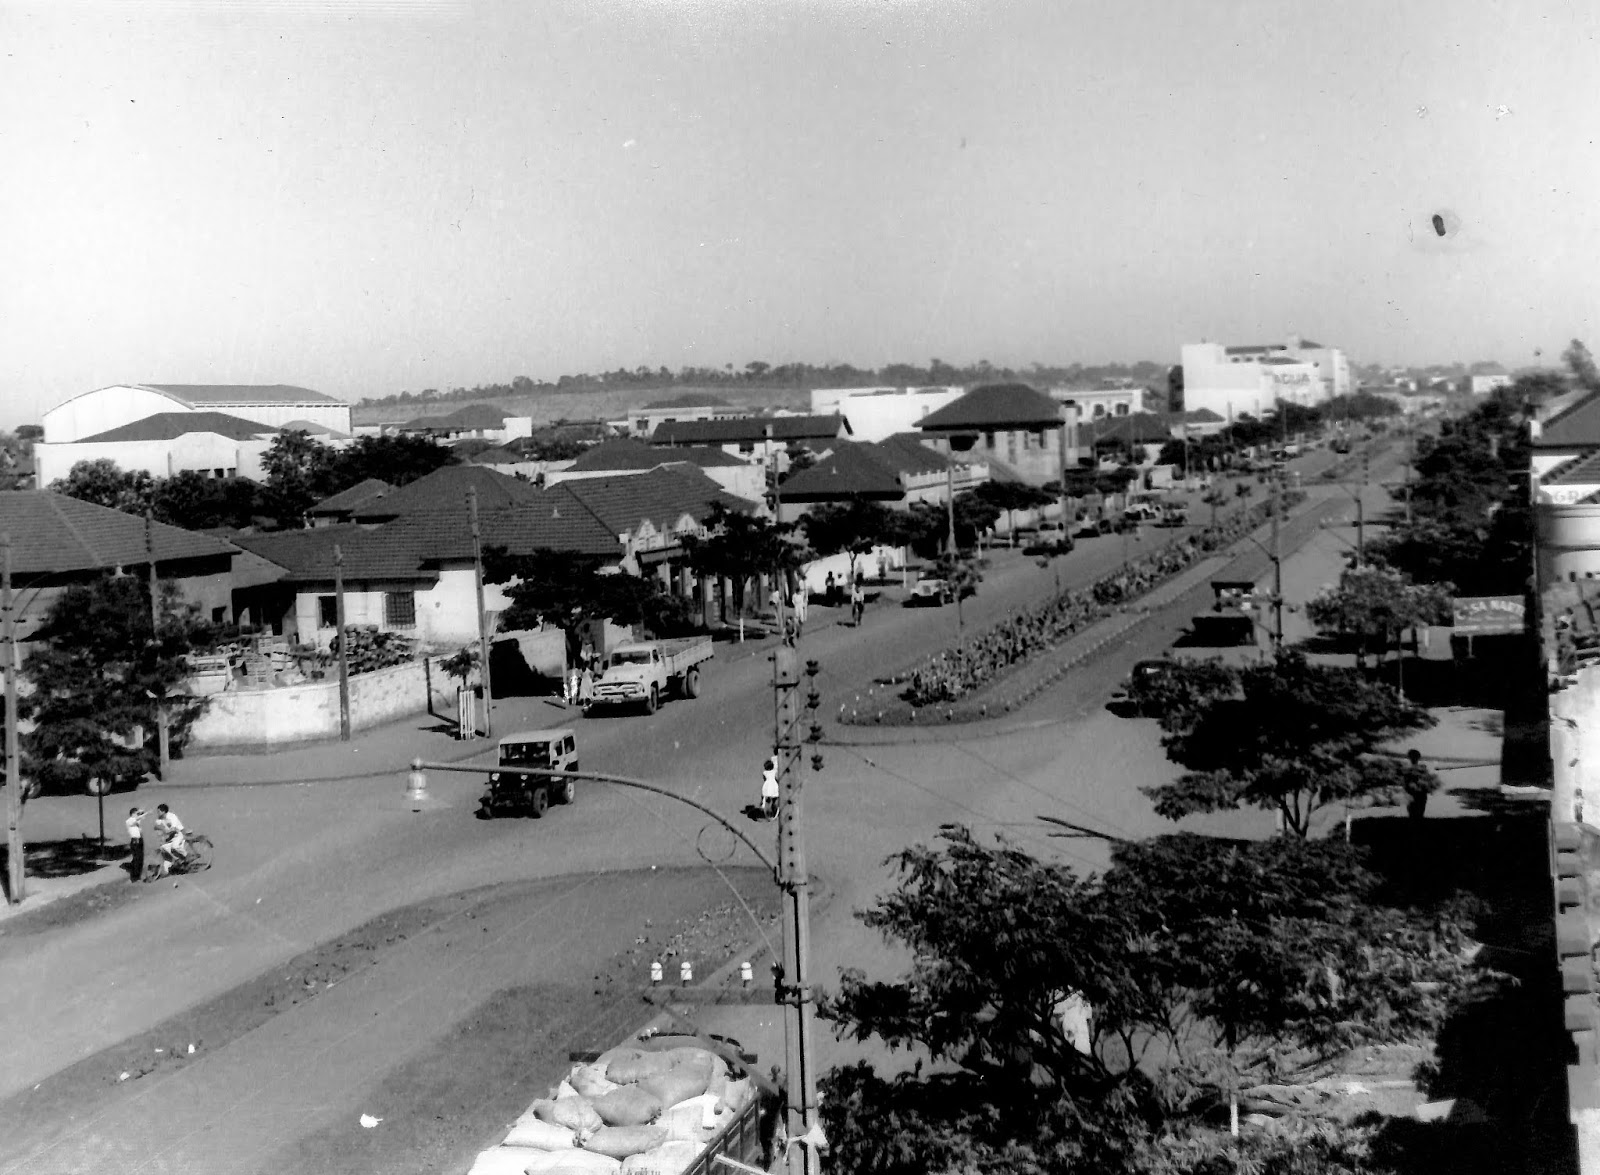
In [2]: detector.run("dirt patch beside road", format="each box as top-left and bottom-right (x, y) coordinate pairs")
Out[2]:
(0, 867), (783, 1175)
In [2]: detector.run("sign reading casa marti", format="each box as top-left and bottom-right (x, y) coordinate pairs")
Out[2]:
(1452, 595), (1526, 636)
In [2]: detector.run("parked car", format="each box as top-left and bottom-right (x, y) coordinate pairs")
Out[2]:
(1077, 516), (1114, 538)
(908, 576), (976, 606)
(480, 728), (579, 818)
(1024, 522), (1075, 556)
(1110, 660), (1179, 717)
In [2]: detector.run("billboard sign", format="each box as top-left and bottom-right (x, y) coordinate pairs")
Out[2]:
(1452, 595), (1525, 635)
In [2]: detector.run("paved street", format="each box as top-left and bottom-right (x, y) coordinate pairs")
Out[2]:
(0, 446), (1433, 1174)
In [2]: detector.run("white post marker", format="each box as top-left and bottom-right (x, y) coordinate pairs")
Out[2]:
(740, 961), (754, 988)
(406, 760), (429, 811)
(680, 960), (693, 984)
(650, 960), (663, 986)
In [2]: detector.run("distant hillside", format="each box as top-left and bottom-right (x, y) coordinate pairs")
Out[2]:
(350, 385), (812, 428)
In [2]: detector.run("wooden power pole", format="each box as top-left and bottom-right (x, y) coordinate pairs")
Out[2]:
(3, 534), (23, 905)
(469, 488), (493, 738)
(145, 512), (169, 773)
(772, 642), (822, 1174)
(334, 543), (350, 741)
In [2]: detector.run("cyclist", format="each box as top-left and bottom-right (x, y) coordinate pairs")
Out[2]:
(152, 803), (190, 879)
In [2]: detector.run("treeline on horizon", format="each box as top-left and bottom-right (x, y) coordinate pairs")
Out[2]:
(359, 355), (1513, 409)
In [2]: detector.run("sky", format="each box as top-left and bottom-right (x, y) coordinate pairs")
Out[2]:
(2, 0), (1597, 424)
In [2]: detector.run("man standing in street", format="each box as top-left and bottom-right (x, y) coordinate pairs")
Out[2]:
(125, 807), (146, 883)
(850, 578), (865, 627)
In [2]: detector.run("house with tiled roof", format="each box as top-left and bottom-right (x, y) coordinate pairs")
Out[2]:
(308, 479), (394, 527)
(0, 491), (238, 640)
(232, 489), (625, 651)
(1531, 393), (1600, 484)
(393, 403), (533, 445)
(351, 464), (543, 523)
(774, 438), (987, 522)
(916, 383), (1077, 488)
(546, 438), (764, 501)
(650, 414), (852, 473)
(629, 393), (740, 437)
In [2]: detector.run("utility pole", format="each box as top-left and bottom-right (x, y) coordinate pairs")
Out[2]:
(334, 543), (350, 741)
(3, 535), (23, 905)
(469, 488), (493, 738)
(145, 513), (169, 774)
(772, 645), (822, 1174)
(1058, 418), (1070, 545)
(945, 455), (962, 642)
(1270, 472), (1284, 654)
(1358, 451), (1369, 567)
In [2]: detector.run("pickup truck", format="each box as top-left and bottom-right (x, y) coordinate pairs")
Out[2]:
(589, 636), (714, 714)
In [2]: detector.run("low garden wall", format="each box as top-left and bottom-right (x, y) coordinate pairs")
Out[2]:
(187, 655), (455, 750)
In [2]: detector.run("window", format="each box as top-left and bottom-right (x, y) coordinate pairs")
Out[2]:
(212, 607), (226, 624)
(984, 431), (995, 449)
(318, 595), (337, 629)
(1115, 404), (1129, 416)
(384, 591), (416, 628)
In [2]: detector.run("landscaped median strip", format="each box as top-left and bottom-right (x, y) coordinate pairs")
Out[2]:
(839, 490), (1315, 727)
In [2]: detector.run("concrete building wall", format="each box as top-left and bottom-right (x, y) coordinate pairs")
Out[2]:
(1537, 503), (1600, 585)
(187, 655), (455, 749)
(1050, 387), (1144, 420)
(291, 566), (516, 652)
(43, 385), (188, 443)
(809, 387), (965, 442)
(924, 427), (1071, 488)
(34, 432), (280, 486)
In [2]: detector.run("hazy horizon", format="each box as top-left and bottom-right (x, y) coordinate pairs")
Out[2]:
(3, 0), (1595, 428)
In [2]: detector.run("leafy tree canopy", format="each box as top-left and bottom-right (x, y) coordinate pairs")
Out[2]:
(51, 459), (155, 514)
(801, 498), (903, 582)
(19, 576), (215, 795)
(1145, 652), (1437, 836)
(482, 548), (666, 649)
(1305, 565), (1453, 666)
(822, 826), (1487, 1175)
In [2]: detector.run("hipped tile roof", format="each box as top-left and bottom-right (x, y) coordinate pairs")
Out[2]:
(0, 491), (236, 576)
(652, 415), (850, 446)
(916, 383), (1064, 430)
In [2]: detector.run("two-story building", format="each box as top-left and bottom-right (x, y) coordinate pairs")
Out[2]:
(914, 383), (1077, 486)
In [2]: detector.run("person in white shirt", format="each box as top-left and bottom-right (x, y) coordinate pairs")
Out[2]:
(760, 759), (780, 821)
(126, 807), (146, 883)
(153, 803), (188, 878)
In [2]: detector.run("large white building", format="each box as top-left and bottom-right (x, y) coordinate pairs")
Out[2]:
(808, 386), (965, 442)
(35, 383), (353, 487)
(42, 384), (351, 443)
(1048, 386), (1145, 421)
(1179, 337), (1346, 420)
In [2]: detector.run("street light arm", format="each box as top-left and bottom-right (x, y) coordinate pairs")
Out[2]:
(410, 759), (779, 876)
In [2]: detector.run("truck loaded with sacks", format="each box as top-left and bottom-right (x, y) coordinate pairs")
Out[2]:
(466, 1033), (765, 1175)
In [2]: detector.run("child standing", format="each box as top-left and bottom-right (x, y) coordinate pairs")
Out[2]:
(125, 807), (146, 883)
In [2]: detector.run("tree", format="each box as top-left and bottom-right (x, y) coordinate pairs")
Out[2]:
(482, 549), (665, 662)
(801, 498), (902, 584)
(19, 576), (214, 796)
(822, 826), (1486, 1174)
(905, 492), (1003, 557)
(678, 503), (808, 619)
(1565, 338), (1600, 393)
(328, 434), (457, 490)
(972, 481), (1054, 545)
(261, 429), (336, 522)
(149, 470), (268, 531)
(1144, 652), (1437, 837)
(51, 459), (154, 513)
(1306, 565), (1452, 669)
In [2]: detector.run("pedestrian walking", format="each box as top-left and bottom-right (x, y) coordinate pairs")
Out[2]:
(850, 578), (865, 627)
(825, 571), (837, 606)
(760, 758), (780, 820)
(125, 807), (146, 883)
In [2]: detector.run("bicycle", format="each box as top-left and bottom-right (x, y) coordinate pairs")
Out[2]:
(148, 833), (214, 880)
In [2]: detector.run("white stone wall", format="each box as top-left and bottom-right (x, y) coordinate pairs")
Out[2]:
(187, 656), (455, 748)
